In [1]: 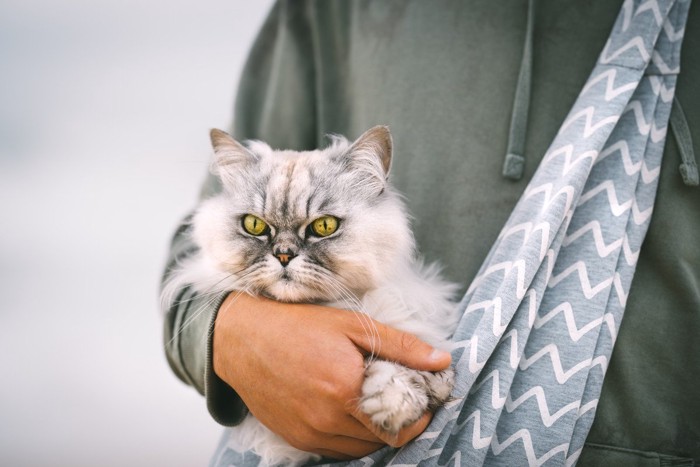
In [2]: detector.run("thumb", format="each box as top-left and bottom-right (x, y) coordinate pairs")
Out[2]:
(348, 317), (451, 371)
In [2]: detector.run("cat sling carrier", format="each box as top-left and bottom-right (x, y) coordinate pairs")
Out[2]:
(213, 0), (692, 465)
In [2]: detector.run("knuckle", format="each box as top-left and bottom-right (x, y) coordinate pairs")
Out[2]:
(385, 435), (406, 448)
(319, 374), (358, 405)
(285, 428), (316, 452)
(387, 416), (430, 447)
(371, 425), (409, 447)
(307, 410), (336, 434)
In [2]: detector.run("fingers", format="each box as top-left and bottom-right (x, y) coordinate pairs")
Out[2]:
(287, 423), (385, 460)
(352, 410), (433, 448)
(301, 410), (386, 443)
(310, 436), (385, 460)
(307, 414), (431, 459)
(347, 317), (451, 372)
(334, 415), (386, 442)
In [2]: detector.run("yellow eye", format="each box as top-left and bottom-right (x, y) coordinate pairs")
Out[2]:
(311, 216), (339, 237)
(242, 214), (269, 236)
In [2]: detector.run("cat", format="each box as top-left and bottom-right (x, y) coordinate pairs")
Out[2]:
(163, 126), (460, 465)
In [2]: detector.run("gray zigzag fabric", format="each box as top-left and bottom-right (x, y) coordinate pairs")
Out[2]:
(213, 1), (691, 466)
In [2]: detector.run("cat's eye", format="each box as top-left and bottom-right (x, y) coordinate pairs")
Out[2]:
(242, 214), (269, 236)
(309, 216), (339, 237)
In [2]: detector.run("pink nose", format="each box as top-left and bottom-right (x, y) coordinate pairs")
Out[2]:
(274, 251), (296, 266)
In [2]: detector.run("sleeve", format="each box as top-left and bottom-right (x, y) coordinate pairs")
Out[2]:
(161, 0), (318, 427)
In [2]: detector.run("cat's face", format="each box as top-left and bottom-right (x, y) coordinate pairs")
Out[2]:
(193, 126), (414, 303)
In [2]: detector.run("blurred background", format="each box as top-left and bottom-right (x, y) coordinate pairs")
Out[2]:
(0, 0), (274, 465)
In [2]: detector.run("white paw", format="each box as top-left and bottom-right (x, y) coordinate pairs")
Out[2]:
(359, 361), (430, 434)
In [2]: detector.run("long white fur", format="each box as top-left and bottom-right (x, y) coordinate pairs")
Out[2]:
(162, 127), (460, 466)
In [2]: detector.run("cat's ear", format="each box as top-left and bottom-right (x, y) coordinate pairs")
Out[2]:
(348, 125), (393, 177)
(209, 129), (256, 172)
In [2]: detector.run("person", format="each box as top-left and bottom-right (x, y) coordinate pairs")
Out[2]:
(163, 1), (700, 464)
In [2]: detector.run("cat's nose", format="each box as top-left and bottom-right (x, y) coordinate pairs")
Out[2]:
(273, 248), (297, 267)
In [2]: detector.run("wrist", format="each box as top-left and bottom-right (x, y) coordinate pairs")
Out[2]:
(213, 291), (249, 386)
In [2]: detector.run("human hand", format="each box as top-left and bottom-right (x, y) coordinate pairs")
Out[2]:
(213, 292), (452, 459)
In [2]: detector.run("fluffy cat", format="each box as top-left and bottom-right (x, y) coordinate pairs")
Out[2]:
(163, 126), (460, 465)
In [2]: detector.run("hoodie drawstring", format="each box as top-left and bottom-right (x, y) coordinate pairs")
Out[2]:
(670, 96), (699, 187)
(502, 0), (535, 181)
(503, 1), (696, 187)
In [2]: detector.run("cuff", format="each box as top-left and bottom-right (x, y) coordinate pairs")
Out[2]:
(205, 292), (249, 426)
(165, 287), (249, 426)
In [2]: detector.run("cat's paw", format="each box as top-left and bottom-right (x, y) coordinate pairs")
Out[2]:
(359, 360), (454, 435)
(425, 367), (455, 409)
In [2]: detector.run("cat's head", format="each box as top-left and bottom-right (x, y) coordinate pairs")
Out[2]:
(193, 126), (415, 302)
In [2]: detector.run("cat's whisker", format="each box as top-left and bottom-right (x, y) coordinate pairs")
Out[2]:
(204, 287), (256, 345)
(320, 273), (380, 349)
(165, 268), (262, 349)
(161, 261), (256, 310)
(322, 279), (378, 352)
(166, 275), (233, 307)
(304, 267), (381, 360)
(165, 290), (224, 350)
(311, 280), (378, 358)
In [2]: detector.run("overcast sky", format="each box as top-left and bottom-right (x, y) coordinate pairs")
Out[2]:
(0, 1), (274, 465)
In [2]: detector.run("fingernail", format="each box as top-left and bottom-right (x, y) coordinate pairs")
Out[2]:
(430, 349), (450, 361)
